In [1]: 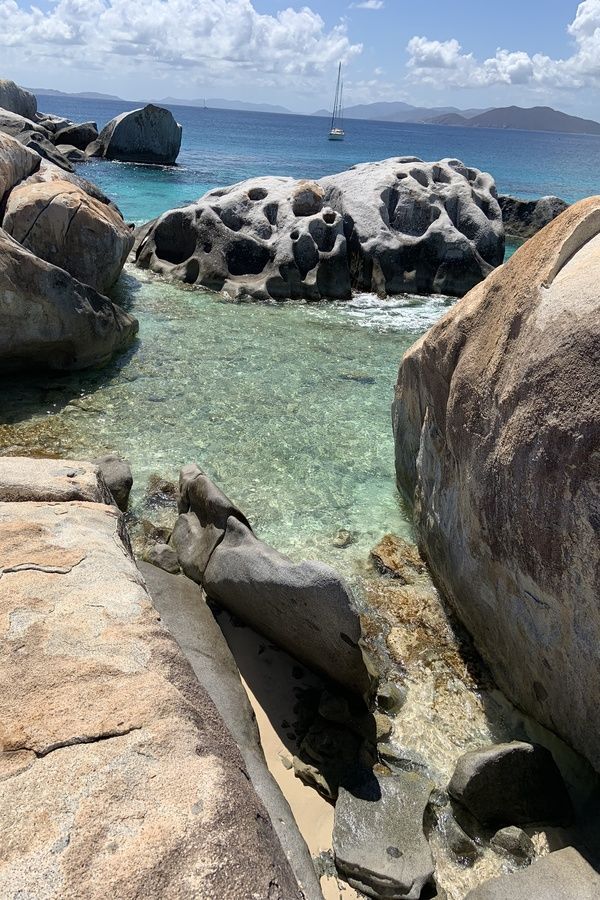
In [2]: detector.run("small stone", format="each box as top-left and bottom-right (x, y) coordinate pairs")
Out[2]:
(332, 529), (356, 548)
(376, 681), (406, 715)
(143, 542), (180, 575)
(443, 814), (480, 864)
(92, 454), (133, 511)
(490, 826), (535, 863)
(375, 712), (393, 742)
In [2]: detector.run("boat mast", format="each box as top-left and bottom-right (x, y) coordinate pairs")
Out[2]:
(339, 77), (344, 131)
(330, 61), (342, 131)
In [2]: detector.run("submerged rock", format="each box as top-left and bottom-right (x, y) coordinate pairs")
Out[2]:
(332, 770), (436, 899)
(448, 742), (572, 828)
(464, 847), (600, 899)
(370, 534), (426, 583)
(392, 197), (600, 770)
(499, 194), (568, 241)
(134, 156), (504, 301)
(3, 178), (133, 293)
(88, 104), (182, 164)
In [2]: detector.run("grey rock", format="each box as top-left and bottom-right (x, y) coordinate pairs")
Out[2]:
(134, 157), (503, 301)
(333, 770), (436, 899)
(143, 541), (180, 574)
(92, 104), (182, 164)
(376, 682), (406, 715)
(0, 108), (49, 139)
(499, 194), (568, 241)
(0, 132), (40, 200)
(34, 113), (73, 133)
(448, 742), (572, 828)
(173, 466), (374, 697)
(55, 143), (86, 162)
(0, 457), (112, 504)
(138, 562), (323, 900)
(0, 227), (137, 372)
(13, 129), (74, 172)
(293, 717), (365, 800)
(490, 826), (535, 863)
(54, 120), (98, 150)
(464, 847), (600, 900)
(0, 79), (37, 119)
(92, 454), (133, 511)
(441, 813), (480, 864)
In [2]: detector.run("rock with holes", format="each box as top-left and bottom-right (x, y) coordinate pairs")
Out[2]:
(0, 78), (37, 120)
(499, 194), (568, 241)
(134, 157), (502, 300)
(171, 464), (374, 697)
(88, 104), (182, 164)
(0, 227), (137, 371)
(333, 770), (436, 899)
(0, 460), (304, 899)
(3, 178), (133, 293)
(393, 197), (600, 770)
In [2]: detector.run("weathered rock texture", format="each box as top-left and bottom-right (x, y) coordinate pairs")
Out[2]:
(0, 133), (137, 371)
(3, 179), (134, 293)
(89, 104), (182, 164)
(0, 228), (137, 371)
(0, 459), (303, 899)
(465, 847), (600, 900)
(0, 78), (37, 119)
(134, 157), (504, 301)
(171, 465), (374, 697)
(392, 197), (600, 769)
(0, 457), (112, 504)
(499, 194), (569, 241)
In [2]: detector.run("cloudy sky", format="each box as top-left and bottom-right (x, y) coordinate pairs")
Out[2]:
(2, 0), (600, 115)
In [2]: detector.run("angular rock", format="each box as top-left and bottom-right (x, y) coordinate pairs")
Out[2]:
(54, 120), (99, 150)
(333, 770), (436, 899)
(0, 457), (112, 504)
(143, 541), (181, 574)
(17, 130), (74, 172)
(0, 227), (138, 372)
(490, 826), (535, 863)
(499, 194), (568, 241)
(392, 197), (600, 770)
(134, 157), (503, 301)
(91, 104), (182, 164)
(0, 78), (37, 119)
(442, 814), (480, 863)
(92, 454), (133, 511)
(464, 847), (600, 900)
(448, 742), (572, 827)
(56, 143), (86, 162)
(138, 562), (323, 899)
(3, 178), (133, 293)
(0, 108), (48, 140)
(0, 475), (303, 899)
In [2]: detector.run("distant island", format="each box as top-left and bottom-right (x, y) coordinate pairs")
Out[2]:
(430, 105), (600, 136)
(312, 101), (489, 123)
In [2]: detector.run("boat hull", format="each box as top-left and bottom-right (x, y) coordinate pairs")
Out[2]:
(328, 132), (345, 141)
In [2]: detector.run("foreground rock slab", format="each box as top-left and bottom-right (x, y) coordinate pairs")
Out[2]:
(172, 465), (374, 697)
(88, 103), (182, 165)
(135, 156), (504, 301)
(392, 196), (600, 770)
(448, 741), (572, 828)
(464, 847), (600, 899)
(0, 467), (303, 899)
(333, 771), (435, 898)
(0, 457), (112, 503)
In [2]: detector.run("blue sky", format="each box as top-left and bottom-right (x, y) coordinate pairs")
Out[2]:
(2, 0), (600, 115)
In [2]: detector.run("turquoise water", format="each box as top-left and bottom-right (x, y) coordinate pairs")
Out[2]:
(2, 99), (593, 573)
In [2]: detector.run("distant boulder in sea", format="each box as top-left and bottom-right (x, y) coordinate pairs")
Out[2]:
(499, 193), (569, 241)
(134, 156), (504, 300)
(87, 104), (182, 165)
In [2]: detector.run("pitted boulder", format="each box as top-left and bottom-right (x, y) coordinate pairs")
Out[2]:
(135, 157), (502, 300)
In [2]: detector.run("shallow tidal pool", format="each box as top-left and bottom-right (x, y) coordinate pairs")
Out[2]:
(0, 269), (455, 576)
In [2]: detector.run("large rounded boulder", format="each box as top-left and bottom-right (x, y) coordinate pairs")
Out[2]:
(89, 104), (182, 165)
(135, 157), (503, 301)
(392, 198), (600, 769)
(0, 79), (37, 120)
(3, 179), (134, 293)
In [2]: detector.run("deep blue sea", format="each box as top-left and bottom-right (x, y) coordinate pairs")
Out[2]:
(3, 96), (597, 571)
(41, 96), (600, 223)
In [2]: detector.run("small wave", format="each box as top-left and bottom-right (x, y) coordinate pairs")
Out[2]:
(333, 292), (456, 333)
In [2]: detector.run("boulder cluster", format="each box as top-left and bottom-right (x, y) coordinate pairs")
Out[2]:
(135, 157), (505, 301)
(0, 79), (181, 170)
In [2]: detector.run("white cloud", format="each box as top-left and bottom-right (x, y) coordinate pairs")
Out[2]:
(0, 0), (362, 88)
(406, 0), (600, 93)
(350, 1), (384, 9)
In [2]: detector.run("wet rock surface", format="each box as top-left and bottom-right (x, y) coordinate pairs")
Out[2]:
(333, 770), (436, 899)
(448, 741), (572, 828)
(135, 157), (504, 301)
(464, 847), (600, 899)
(490, 826), (535, 863)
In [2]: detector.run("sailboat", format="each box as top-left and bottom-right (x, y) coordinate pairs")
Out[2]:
(328, 62), (345, 141)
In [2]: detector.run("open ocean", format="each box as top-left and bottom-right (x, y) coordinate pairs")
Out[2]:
(3, 96), (598, 572)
